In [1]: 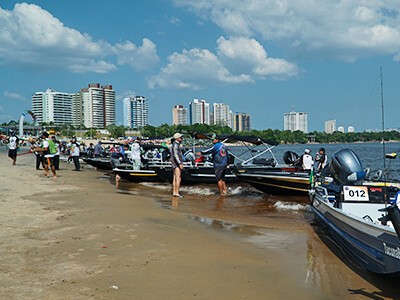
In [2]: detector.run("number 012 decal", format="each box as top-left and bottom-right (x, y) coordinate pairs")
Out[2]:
(343, 186), (369, 201)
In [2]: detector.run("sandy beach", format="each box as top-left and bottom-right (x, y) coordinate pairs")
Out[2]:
(1, 148), (399, 299)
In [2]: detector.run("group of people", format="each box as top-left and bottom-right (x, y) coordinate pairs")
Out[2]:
(30, 133), (83, 178)
(171, 133), (229, 198)
(298, 147), (328, 172)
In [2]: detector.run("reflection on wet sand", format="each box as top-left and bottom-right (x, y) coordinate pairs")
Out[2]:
(114, 178), (400, 298)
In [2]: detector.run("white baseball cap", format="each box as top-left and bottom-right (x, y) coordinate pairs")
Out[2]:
(173, 133), (183, 139)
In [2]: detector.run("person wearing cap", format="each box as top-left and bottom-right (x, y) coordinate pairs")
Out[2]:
(7, 131), (19, 165)
(197, 134), (228, 195)
(315, 147), (327, 172)
(171, 133), (184, 197)
(302, 148), (314, 171)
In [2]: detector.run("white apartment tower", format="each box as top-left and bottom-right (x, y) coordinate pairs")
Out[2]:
(31, 89), (72, 125)
(123, 96), (148, 129)
(189, 99), (210, 125)
(284, 111), (308, 132)
(213, 103), (232, 128)
(172, 105), (188, 125)
(81, 83), (115, 129)
(234, 113), (251, 132)
(325, 119), (336, 134)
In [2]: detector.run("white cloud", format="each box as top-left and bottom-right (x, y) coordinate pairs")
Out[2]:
(4, 91), (27, 101)
(173, 0), (400, 62)
(148, 48), (253, 90)
(0, 3), (159, 73)
(114, 39), (160, 71)
(148, 36), (299, 89)
(217, 37), (299, 78)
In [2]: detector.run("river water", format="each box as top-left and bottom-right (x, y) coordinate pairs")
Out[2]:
(113, 142), (400, 299)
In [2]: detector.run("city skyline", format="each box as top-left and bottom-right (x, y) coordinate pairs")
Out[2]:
(1, 1), (400, 132)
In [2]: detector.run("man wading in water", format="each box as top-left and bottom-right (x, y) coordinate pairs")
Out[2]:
(197, 134), (228, 195)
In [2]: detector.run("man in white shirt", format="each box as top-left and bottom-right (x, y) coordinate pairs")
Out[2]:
(8, 131), (19, 165)
(302, 148), (314, 171)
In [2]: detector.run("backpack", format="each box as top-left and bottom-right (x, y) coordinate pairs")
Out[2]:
(48, 139), (58, 155)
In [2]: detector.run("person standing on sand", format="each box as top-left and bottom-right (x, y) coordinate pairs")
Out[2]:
(32, 137), (44, 170)
(69, 138), (81, 171)
(51, 136), (61, 171)
(197, 134), (228, 196)
(171, 133), (184, 198)
(7, 131), (19, 165)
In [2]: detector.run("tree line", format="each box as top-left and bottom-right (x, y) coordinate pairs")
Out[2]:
(2, 121), (400, 144)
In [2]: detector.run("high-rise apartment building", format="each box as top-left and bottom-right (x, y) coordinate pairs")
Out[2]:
(81, 83), (115, 129)
(123, 96), (148, 129)
(234, 113), (251, 132)
(284, 111), (308, 132)
(213, 103), (232, 128)
(325, 119), (336, 134)
(172, 105), (188, 125)
(189, 99), (210, 125)
(31, 89), (72, 125)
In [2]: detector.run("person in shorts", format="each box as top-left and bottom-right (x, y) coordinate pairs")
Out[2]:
(198, 134), (228, 195)
(171, 133), (184, 197)
(7, 131), (19, 165)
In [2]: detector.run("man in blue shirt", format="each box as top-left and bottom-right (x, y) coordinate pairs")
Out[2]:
(197, 134), (228, 195)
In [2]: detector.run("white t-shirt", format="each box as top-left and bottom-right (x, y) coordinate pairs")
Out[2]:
(302, 154), (314, 170)
(130, 142), (141, 160)
(8, 136), (18, 150)
(69, 143), (80, 156)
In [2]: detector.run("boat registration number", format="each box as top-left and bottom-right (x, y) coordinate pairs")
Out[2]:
(343, 186), (369, 201)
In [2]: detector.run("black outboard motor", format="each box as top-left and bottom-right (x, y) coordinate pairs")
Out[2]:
(387, 205), (400, 239)
(283, 151), (299, 165)
(327, 149), (366, 185)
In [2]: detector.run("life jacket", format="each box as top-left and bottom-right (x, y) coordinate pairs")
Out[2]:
(48, 139), (58, 155)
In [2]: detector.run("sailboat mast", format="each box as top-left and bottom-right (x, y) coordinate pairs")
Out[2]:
(380, 66), (386, 174)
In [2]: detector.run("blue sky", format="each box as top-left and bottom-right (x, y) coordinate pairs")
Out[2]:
(0, 1), (399, 132)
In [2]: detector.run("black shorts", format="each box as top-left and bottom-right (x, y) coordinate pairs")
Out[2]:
(8, 148), (17, 159)
(214, 168), (226, 181)
(43, 156), (55, 166)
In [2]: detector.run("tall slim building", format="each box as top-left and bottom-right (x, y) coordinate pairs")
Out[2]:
(234, 113), (251, 132)
(172, 105), (188, 125)
(31, 89), (72, 125)
(189, 99), (210, 125)
(81, 83), (115, 129)
(325, 119), (336, 134)
(213, 103), (232, 128)
(71, 92), (83, 127)
(284, 111), (308, 132)
(123, 96), (148, 129)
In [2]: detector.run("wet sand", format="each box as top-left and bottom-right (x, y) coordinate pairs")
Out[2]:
(1, 149), (399, 299)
